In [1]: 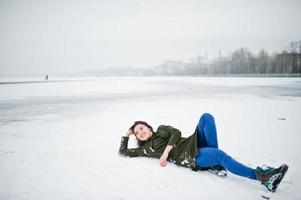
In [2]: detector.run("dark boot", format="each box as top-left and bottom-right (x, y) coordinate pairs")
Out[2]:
(255, 164), (288, 192)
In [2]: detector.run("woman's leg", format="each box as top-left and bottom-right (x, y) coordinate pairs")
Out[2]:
(195, 147), (257, 180)
(197, 113), (218, 148)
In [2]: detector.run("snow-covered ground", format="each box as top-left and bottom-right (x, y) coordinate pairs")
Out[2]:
(0, 76), (300, 200)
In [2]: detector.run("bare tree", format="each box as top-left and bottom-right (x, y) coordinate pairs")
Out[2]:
(257, 49), (269, 74)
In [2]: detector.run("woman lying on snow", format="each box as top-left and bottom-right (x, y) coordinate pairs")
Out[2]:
(119, 113), (288, 192)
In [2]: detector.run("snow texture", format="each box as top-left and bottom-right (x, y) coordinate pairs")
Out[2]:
(0, 76), (300, 200)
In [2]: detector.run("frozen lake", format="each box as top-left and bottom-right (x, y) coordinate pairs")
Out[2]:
(0, 77), (300, 200)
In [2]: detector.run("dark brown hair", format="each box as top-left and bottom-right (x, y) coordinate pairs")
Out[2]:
(129, 121), (153, 147)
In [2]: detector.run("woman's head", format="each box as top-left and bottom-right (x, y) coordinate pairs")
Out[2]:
(129, 121), (153, 145)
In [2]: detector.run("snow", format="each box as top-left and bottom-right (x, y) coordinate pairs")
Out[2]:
(0, 76), (300, 200)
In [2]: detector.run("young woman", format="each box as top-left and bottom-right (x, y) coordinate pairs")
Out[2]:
(119, 113), (288, 192)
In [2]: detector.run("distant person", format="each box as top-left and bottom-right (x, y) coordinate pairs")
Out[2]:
(45, 75), (48, 80)
(119, 113), (288, 193)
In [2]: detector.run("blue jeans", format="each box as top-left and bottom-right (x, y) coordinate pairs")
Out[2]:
(195, 113), (256, 180)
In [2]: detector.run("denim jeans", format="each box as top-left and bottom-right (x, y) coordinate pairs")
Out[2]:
(195, 113), (256, 180)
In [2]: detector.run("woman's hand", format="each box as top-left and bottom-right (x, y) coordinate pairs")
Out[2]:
(160, 152), (168, 167)
(160, 145), (174, 167)
(125, 129), (134, 137)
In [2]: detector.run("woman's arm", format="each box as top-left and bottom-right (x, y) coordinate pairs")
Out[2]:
(156, 125), (182, 167)
(119, 130), (146, 157)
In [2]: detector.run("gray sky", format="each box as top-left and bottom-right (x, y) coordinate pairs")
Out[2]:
(0, 0), (301, 76)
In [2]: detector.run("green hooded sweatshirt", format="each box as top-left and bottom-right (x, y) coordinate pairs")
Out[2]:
(119, 125), (199, 170)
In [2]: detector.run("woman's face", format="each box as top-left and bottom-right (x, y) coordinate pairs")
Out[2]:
(134, 124), (153, 141)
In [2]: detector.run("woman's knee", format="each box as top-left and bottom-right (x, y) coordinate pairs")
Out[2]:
(199, 113), (215, 122)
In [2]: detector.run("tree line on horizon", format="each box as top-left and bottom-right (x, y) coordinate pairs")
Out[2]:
(90, 40), (301, 77)
(155, 40), (301, 76)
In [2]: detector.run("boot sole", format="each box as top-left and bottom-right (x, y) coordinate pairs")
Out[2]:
(271, 164), (289, 192)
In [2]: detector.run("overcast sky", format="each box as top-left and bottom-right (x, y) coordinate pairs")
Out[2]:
(0, 0), (300, 76)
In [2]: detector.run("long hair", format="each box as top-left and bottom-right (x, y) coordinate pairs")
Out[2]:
(129, 121), (153, 147)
